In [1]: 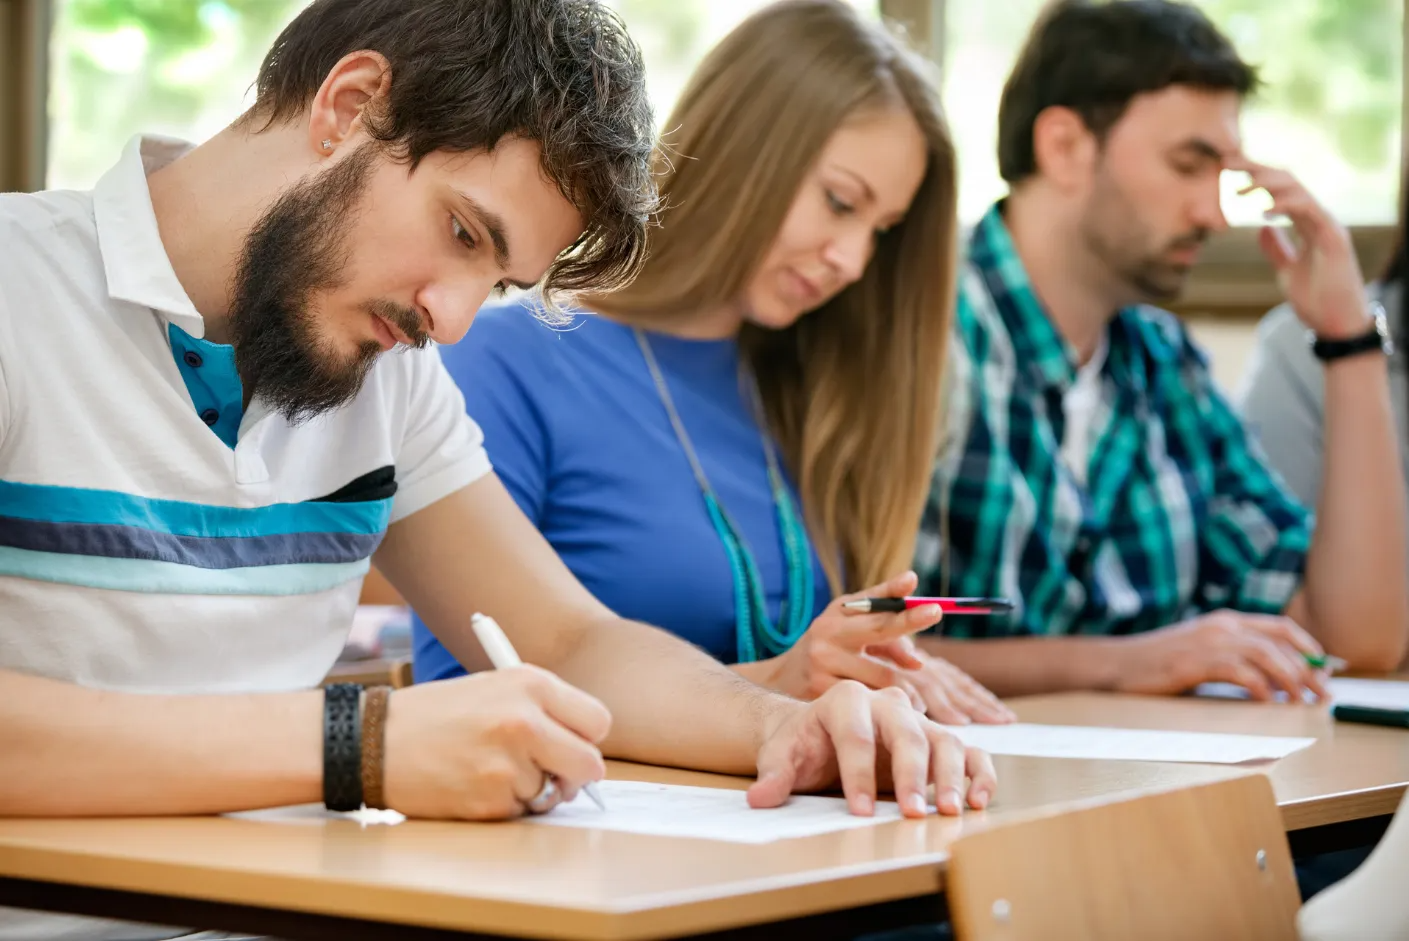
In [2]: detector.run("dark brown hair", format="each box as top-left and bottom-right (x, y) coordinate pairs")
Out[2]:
(998, 0), (1259, 184)
(243, 0), (657, 302)
(590, 0), (958, 593)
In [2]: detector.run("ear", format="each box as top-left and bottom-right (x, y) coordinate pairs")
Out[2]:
(1030, 105), (1098, 192)
(306, 51), (393, 158)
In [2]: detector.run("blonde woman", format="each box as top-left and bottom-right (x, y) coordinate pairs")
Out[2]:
(412, 0), (1013, 725)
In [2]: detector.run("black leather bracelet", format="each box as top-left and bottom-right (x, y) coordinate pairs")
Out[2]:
(323, 683), (363, 812)
(1309, 301), (1395, 362)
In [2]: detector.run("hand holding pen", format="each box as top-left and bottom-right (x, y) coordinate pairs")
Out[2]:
(842, 597), (1016, 615)
(1112, 610), (1335, 703)
(472, 613), (608, 813)
(377, 624), (612, 820)
(756, 571), (1015, 725)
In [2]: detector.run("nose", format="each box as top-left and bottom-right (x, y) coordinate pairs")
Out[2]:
(417, 276), (499, 346)
(820, 223), (873, 286)
(1193, 179), (1230, 235)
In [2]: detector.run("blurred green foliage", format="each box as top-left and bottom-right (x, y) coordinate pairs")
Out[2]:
(1198, 0), (1401, 170)
(50, 0), (302, 187)
(48, 0), (1401, 190)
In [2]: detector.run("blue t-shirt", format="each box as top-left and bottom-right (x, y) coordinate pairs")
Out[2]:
(411, 300), (832, 681)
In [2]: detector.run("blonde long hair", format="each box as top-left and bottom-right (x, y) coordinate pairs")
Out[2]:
(589, 0), (958, 594)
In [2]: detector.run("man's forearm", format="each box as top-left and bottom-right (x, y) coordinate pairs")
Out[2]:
(730, 658), (781, 689)
(373, 481), (807, 775)
(553, 618), (803, 776)
(1303, 353), (1409, 669)
(0, 669), (321, 816)
(917, 634), (1127, 697)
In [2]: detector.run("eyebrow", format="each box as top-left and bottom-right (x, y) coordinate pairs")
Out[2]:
(453, 189), (538, 291)
(832, 166), (877, 203)
(1172, 138), (1228, 162)
(834, 164), (910, 228)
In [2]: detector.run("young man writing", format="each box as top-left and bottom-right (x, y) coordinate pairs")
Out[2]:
(0, 4), (992, 936)
(916, 0), (1407, 698)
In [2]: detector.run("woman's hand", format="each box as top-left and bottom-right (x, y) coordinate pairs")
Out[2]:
(747, 571), (1015, 725)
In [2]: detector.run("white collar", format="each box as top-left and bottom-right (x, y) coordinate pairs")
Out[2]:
(1075, 331), (1109, 383)
(91, 134), (207, 337)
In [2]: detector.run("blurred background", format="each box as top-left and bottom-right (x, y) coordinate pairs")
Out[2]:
(0, 0), (1404, 389)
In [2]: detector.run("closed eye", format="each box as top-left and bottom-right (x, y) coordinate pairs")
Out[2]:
(825, 189), (855, 215)
(452, 215), (476, 249)
(453, 216), (518, 296)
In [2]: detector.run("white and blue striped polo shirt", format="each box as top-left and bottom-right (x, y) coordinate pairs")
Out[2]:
(0, 135), (490, 695)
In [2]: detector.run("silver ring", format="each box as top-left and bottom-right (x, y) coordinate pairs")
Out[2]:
(525, 775), (559, 815)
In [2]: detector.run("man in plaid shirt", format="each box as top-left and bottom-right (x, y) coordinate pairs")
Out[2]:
(916, 0), (1408, 697)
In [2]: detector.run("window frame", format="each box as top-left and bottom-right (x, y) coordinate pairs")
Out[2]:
(0, 0), (48, 193)
(880, 0), (1405, 319)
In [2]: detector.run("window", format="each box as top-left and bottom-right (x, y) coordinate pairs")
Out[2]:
(43, 0), (877, 191)
(939, 0), (1404, 227)
(939, 0), (1050, 224)
(46, 0), (305, 190)
(31, 0), (1404, 318)
(1204, 0), (1402, 226)
(608, 0), (878, 126)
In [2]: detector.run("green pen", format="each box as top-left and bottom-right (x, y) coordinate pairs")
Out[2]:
(1304, 653), (1349, 674)
(1331, 704), (1409, 729)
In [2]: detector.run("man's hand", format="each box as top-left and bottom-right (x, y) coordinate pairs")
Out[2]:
(758, 570), (1014, 725)
(1231, 157), (1371, 340)
(746, 681), (998, 819)
(382, 666), (612, 819)
(1113, 610), (1330, 702)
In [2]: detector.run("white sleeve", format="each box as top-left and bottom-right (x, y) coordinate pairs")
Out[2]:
(1236, 302), (1325, 508)
(0, 294), (12, 451)
(389, 345), (492, 523)
(0, 352), (9, 449)
(1298, 790), (1409, 940)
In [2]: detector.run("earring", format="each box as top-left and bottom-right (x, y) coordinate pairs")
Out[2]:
(321, 139), (333, 151)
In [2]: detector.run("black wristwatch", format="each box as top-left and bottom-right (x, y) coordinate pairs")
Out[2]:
(1308, 301), (1395, 362)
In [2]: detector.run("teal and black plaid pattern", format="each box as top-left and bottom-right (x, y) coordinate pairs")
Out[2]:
(916, 204), (1311, 638)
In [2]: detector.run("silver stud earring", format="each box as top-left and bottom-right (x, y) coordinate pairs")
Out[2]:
(321, 139), (333, 151)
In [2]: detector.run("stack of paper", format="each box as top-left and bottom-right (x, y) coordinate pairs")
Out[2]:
(941, 722), (1315, 763)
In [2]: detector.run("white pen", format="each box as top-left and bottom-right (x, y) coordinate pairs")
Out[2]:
(470, 612), (607, 811)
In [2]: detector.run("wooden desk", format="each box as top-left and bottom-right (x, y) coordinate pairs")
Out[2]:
(1008, 692), (1409, 831)
(2, 693), (1406, 940)
(322, 657), (413, 689)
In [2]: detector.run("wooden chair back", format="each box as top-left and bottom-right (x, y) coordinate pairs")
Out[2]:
(947, 774), (1300, 941)
(389, 657), (414, 689)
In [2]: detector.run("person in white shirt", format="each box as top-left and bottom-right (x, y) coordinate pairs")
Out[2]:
(1241, 194), (1409, 599)
(1298, 791), (1409, 940)
(0, 1), (994, 938)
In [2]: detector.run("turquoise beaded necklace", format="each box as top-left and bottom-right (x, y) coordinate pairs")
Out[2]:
(634, 328), (816, 664)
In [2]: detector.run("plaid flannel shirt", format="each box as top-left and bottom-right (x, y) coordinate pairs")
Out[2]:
(916, 203), (1312, 638)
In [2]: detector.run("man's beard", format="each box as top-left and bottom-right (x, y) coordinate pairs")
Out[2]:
(1079, 170), (1210, 304)
(229, 143), (428, 424)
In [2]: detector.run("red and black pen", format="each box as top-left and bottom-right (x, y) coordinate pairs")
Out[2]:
(841, 596), (1015, 615)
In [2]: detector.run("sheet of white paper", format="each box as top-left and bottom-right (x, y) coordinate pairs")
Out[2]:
(228, 803), (409, 826)
(227, 785), (911, 843)
(942, 722), (1315, 764)
(1328, 678), (1409, 711)
(520, 780), (909, 843)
